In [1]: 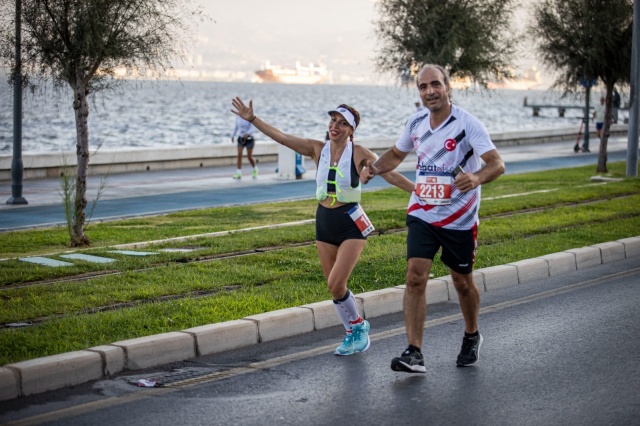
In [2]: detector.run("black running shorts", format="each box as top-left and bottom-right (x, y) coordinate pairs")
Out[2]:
(316, 203), (366, 246)
(406, 215), (477, 274)
(237, 135), (255, 149)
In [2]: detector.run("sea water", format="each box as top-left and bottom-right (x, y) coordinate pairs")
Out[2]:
(0, 80), (593, 154)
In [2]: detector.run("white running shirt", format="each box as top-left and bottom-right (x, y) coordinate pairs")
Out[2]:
(232, 116), (254, 139)
(395, 104), (496, 230)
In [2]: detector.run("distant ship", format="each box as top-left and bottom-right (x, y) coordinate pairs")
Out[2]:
(255, 61), (329, 84)
(487, 66), (543, 90)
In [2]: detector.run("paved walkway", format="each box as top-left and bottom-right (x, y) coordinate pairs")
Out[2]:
(0, 136), (633, 230)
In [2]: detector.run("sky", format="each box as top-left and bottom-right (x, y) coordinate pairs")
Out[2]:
(182, 0), (548, 85)
(190, 0), (382, 84)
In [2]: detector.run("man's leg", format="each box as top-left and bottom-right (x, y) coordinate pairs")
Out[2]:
(390, 257), (431, 373)
(391, 217), (437, 373)
(404, 257), (432, 348)
(451, 269), (483, 366)
(450, 270), (480, 333)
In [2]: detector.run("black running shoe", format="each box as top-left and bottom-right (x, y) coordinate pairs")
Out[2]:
(456, 333), (483, 367)
(391, 347), (426, 373)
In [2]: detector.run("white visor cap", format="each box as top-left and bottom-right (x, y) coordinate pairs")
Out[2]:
(328, 106), (357, 130)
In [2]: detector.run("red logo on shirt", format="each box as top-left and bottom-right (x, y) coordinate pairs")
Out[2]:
(444, 139), (457, 151)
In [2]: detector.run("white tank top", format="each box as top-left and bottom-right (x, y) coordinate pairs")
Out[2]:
(315, 141), (361, 205)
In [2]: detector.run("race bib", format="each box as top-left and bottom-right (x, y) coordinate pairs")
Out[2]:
(348, 204), (375, 237)
(415, 173), (452, 205)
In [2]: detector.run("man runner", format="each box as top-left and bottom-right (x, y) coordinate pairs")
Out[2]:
(362, 64), (505, 372)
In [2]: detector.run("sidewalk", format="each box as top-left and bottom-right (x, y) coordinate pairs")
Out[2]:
(1, 136), (631, 212)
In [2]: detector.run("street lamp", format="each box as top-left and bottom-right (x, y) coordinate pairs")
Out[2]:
(579, 77), (597, 153)
(6, 0), (27, 205)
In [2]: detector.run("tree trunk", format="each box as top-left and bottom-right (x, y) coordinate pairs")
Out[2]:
(596, 82), (614, 174)
(71, 66), (90, 247)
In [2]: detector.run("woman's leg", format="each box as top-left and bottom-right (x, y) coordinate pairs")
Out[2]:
(316, 239), (366, 300)
(318, 240), (367, 326)
(317, 239), (370, 354)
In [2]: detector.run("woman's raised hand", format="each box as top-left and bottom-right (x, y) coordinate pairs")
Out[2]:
(231, 97), (255, 122)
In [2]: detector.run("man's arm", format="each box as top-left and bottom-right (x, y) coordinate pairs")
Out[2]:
(453, 149), (505, 193)
(379, 170), (414, 193)
(361, 146), (409, 184)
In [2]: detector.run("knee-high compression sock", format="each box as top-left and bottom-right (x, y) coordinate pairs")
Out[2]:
(333, 289), (362, 332)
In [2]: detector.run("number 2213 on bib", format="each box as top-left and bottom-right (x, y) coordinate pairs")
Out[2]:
(415, 173), (452, 205)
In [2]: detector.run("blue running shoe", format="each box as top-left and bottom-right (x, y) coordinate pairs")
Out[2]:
(351, 320), (370, 353)
(334, 333), (354, 356)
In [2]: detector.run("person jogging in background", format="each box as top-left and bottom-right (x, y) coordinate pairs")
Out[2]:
(361, 64), (505, 373)
(231, 115), (258, 179)
(231, 97), (414, 356)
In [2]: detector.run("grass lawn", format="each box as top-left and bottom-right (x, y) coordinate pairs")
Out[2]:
(0, 161), (638, 365)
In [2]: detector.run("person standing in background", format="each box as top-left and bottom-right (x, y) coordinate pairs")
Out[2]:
(231, 115), (258, 179)
(362, 64), (505, 373)
(592, 95), (606, 143)
(612, 89), (621, 124)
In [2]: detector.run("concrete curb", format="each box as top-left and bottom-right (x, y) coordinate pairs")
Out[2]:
(1, 236), (639, 400)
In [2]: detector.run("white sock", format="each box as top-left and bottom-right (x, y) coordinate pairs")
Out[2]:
(236, 169), (242, 174)
(333, 290), (361, 332)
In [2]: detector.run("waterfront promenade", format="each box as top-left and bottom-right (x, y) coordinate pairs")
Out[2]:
(0, 129), (633, 231)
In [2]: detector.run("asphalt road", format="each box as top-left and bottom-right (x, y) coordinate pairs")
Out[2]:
(1, 257), (638, 425)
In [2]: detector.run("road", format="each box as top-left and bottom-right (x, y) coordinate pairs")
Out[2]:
(1, 257), (638, 425)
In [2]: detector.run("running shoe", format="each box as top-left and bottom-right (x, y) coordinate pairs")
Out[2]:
(252, 167), (258, 179)
(391, 346), (426, 373)
(456, 333), (483, 367)
(232, 172), (242, 180)
(351, 320), (370, 353)
(334, 333), (354, 356)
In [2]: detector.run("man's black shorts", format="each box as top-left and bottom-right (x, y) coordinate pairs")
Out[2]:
(406, 215), (477, 274)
